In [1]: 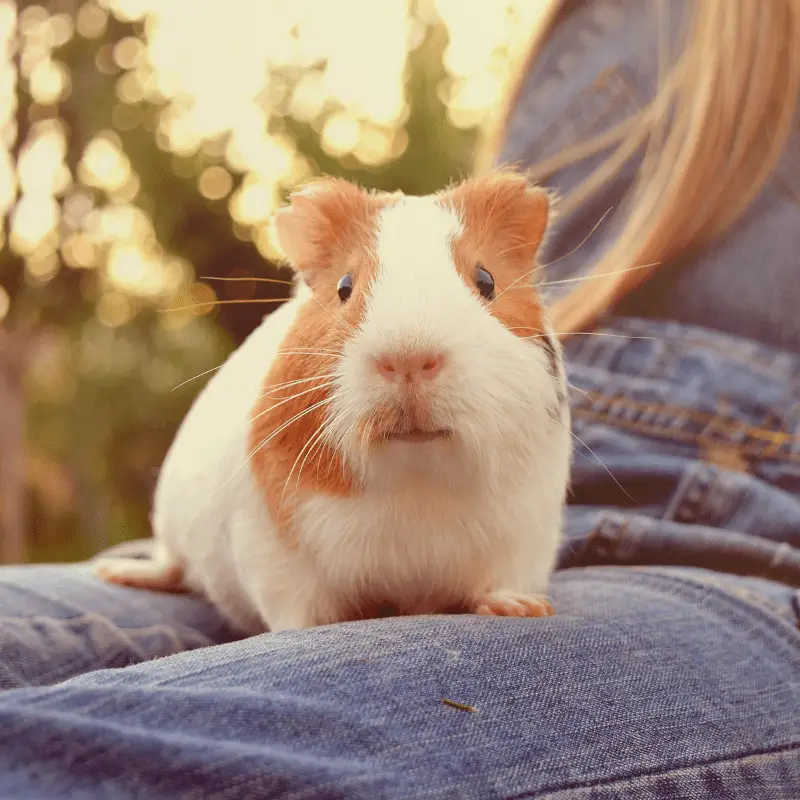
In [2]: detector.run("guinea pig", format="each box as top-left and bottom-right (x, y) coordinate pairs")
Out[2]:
(94, 170), (572, 635)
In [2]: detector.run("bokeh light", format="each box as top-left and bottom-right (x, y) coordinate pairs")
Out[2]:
(4, 0), (544, 293)
(0, 0), (552, 562)
(93, 0), (543, 228)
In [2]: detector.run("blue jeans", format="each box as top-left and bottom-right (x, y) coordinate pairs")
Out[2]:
(0, 565), (798, 798)
(2, 320), (799, 798)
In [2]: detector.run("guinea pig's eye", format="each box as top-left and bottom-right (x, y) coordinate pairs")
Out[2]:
(337, 273), (353, 303)
(475, 264), (495, 300)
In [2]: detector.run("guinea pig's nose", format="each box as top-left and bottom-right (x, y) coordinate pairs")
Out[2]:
(375, 351), (445, 383)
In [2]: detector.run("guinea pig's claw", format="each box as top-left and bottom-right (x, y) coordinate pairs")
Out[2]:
(474, 591), (554, 618)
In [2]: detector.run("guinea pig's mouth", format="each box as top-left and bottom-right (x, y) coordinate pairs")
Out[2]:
(382, 427), (453, 444)
(362, 400), (453, 445)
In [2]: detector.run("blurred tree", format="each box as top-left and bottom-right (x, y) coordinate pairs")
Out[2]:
(1, 0), (526, 563)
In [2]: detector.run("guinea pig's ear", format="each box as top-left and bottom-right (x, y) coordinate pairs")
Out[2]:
(274, 178), (378, 285)
(443, 171), (552, 265)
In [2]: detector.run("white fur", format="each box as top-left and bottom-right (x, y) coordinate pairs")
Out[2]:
(96, 197), (571, 634)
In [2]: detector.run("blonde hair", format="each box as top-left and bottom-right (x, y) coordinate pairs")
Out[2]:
(478, 0), (800, 336)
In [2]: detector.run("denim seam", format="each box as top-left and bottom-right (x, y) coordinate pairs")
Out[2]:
(282, 764), (467, 800)
(571, 405), (800, 463)
(725, 586), (800, 625)
(571, 390), (792, 440)
(511, 742), (800, 800)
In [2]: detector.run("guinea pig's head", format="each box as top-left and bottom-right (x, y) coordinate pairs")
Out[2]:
(270, 171), (566, 491)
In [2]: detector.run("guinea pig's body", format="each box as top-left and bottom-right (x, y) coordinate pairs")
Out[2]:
(95, 172), (572, 634)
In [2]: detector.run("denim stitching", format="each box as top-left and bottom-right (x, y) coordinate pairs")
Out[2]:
(570, 392), (800, 464)
(573, 407), (800, 464)
(571, 390), (792, 436)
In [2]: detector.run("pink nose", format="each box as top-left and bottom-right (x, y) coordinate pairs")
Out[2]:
(375, 351), (445, 383)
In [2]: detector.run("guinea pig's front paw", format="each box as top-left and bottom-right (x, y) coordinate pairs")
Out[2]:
(473, 590), (554, 618)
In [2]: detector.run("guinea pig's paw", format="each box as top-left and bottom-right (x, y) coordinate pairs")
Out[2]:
(473, 590), (554, 618)
(93, 557), (186, 593)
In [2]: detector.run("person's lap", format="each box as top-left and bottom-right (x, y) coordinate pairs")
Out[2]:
(2, 316), (800, 796)
(0, 560), (797, 798)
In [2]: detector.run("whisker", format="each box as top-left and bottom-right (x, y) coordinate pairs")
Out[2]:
(260, 372), (337, 399)
(494, 237), (544, 259)
(322, 392), (362, 479)
(318, 412), (351, 488)
(198, 275), (295, 287)
(279, 422), (329, 514)
(311, 294), (356, 334)
(173, 349), (338, 395)
(490, 207), (615, 306)
(357, 412), (376, 472)
(171, 364), (224, 391)
(290, 423), (336, 543)
(300, 418), (336, 489)
(545, 405), (633, 502)
(538, 206), (615, 271)
(568, 428), (635, 502)
(160, 298), (289, 313)
(277, 349), (340, 358)
(538, 262), (661, 289)
(250, 381), (337, 425)
(567, 382), (594, 403)
(213, 396), (334, 498)
(521, 332), (657, 341)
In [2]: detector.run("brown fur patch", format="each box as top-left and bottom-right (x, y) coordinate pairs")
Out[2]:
(441, 171), (550, 339)
(249, 180), (394, 541)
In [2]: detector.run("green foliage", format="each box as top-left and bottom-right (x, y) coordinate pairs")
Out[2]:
(2, 0), (479, 562)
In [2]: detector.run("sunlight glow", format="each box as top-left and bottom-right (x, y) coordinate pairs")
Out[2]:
(106, 244), (167, 298)
(2, 0), (550, 321)
(100, 0), (547, 217)
(96, 290), (134, 327)
(78, 132), (132, 191)
(29, 58), (70, 104)
(197, 165), (233, 201)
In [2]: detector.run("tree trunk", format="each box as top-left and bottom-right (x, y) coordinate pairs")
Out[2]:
(0, 328), (27, 564)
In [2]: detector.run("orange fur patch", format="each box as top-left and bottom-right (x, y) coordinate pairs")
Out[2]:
(250, 180), (394, 541)
(441, 171), (549, 339)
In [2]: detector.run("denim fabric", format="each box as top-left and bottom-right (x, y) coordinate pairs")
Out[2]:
(1, 0), (799, 797)
(560, 318), (800, 586)
(0, 565), (798, 799)
(0, 564), (237, 690)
